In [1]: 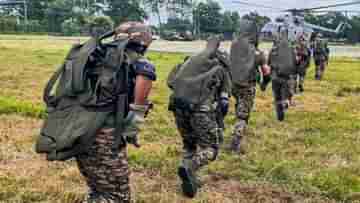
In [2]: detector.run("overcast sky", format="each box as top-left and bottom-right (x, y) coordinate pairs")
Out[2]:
(149, 0), (360, 25)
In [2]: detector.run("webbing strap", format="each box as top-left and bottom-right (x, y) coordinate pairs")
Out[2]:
(43, 64), (65, 106)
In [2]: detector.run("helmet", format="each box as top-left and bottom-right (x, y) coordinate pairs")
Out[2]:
(115, 21), (153, 47)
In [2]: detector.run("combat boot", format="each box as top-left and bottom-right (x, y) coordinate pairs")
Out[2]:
(315, 69), (321, 80)
(230, 135), (246, 154)
(275, 101), (288, 121)
(299, 83), (304, 93)
(178, 159), (199, 198)
(230, 120), (247, 154)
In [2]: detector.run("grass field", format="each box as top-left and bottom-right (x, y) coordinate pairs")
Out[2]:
(0, 35), (360, 203)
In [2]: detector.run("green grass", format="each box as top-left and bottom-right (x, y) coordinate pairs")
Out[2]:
(0, 35), (360, 203)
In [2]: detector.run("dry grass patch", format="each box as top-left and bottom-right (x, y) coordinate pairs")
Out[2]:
(1, 35), (360, 202)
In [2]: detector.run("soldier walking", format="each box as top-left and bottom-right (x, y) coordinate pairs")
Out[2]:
(229, 20), (268, 153)
(167, 37), (232, 198)
(269, 31), (298, 121)
(295, 36), (312, 92)
(76, 22), (157, 203)
(313, 33), (329, 80)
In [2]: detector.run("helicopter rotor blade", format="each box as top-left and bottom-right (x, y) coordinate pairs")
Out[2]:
(231, 1), (285, 10)
(310, 10), (360, 13)
(283, 1), (360, 13)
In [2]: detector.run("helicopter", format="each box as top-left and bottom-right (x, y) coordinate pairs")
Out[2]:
(233, 1), (360, 43)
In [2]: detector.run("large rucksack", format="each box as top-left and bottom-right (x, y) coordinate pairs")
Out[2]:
(269, 40), (297, 77)
(230, 37), (256, 85)
(170, 54), (223, 110)
(35, 31), (130, 161)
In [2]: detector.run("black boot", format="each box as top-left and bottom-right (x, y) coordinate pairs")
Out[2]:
(178, 160), (198, 198)
(299, 84), (304, 93)
(230, 120), (247, 154)
(275, 102), (287, 121)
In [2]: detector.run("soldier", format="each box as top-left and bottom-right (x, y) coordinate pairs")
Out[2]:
(269, 31), (297, 121)
(313, 33), (329, 80)
(167, 37), (232, 198)
(229, 20), (268, 153)
(76, 22), (156, 203)
(294, 36), (311, 92)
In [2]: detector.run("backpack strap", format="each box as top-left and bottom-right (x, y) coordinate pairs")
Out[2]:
(43, 64), (65, 107)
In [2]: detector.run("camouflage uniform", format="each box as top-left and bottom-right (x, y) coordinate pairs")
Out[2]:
(295, 42), (311, 92)
(76, 129), (131, 203)
(313, 39), (328, 80)
(230, 50), (266, 153)
(168, 49), (232, 197)
(269, 41), (297, 121)
(76, 49), (156, 203)
(173, 65), (231, 170)
(175, 110), (221, 172)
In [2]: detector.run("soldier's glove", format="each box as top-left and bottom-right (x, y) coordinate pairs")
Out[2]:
(122, 104), (147, 148)
(219, 97), (229, 116)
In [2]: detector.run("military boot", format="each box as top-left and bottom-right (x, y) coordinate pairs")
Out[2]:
(298, 81), (304, 93)
(230, 120), (247, 154)
(275, 101), (288, 122)
(230, 135), (247, 154)
(178, 159), (199, 198)
(315, 68), (321, 80)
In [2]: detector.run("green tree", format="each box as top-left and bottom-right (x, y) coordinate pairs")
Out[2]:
(195, 0), (223, 33)
(143, 0), (165, 34)
(231, 11), (240, 32)
(242, 12), (270, 30)
(105, 0), (146, 24)
(222, 11), (233, 32)
(221, 11), (240, 33)
(164, 17), (192, 32)
(347, 15), (360, 43)
(46, 0), (74, 32)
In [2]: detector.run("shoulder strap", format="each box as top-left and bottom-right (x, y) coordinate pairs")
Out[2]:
(43, 64), (65, 106)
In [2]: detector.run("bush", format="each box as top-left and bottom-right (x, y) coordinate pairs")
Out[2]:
(0, 17), (48, 33)
(61, 19), (82, 36)
(0, 17), (18, 32)
(86, 16), (114, 37)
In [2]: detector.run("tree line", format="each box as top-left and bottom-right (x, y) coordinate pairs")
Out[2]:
(0, 0), (359, 42)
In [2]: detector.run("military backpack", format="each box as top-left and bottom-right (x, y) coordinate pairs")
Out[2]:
(35, 31), (130, 161)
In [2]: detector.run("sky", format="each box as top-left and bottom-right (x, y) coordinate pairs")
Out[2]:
(149, 0), (360, 25)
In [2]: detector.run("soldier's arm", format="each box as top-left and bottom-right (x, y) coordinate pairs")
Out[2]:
(216, 67), (231, 118)
(219, 67), (232, 98)
(133, 59), (156, 105)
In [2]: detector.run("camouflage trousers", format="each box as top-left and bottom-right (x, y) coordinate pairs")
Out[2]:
(315, 61), (326, 80)
(174, 110), (221, 172)
(76, 128), (131, 203)
(297, 66), (309, 88)
(231, 85), (256, 139)
(272, 75), (292, 106)
(288, 75), (297, 97)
